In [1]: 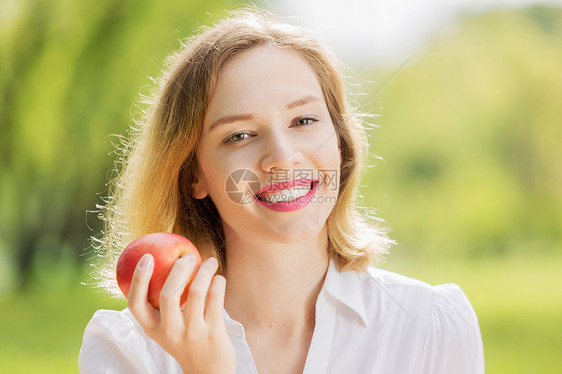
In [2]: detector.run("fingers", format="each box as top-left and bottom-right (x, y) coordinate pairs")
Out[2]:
(160, 254), (197, 329)
(184, 258), (220, 322)
(205, 275), (227, 325)
(128, 254), (158, 328)
(130, 254), (224, 338)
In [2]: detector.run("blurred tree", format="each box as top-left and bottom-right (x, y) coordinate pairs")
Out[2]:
(0, 0), (245, 289)
(361, 6), (562, 259)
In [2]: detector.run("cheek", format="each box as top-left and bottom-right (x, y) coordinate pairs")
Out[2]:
(201, 162), (244, 206)
(317, 136), (341, 168)
(310, 149), (341, 197)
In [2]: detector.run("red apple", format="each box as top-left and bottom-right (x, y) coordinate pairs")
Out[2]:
(116, 232), (202, 309)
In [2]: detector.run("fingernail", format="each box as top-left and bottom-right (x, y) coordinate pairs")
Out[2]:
(183, 253), (196, 262)
(138, 254), (153, 271)
(206, 257), (218, 266)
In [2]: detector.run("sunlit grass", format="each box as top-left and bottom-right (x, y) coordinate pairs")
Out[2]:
(0, 268), (126, 373)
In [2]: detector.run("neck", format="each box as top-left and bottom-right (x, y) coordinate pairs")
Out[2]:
(223, 227), (330, 333)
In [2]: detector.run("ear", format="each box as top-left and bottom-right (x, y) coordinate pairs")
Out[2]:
(339, 145), (343, 165)
(191, 174), (208, 200)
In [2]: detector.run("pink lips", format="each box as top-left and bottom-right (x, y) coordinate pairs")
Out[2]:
(255, 179), (318, 212)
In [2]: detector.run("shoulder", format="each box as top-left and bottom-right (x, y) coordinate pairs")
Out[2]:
(360, 266), (437, 322)
(327, 263), (441, 325)
(82, 308), (140, 333)
(80, 308), (145, 346)
(362, 266), (483, 335)
(419, 282), (485, 372)
(361, 266), (478, 320)
(79, 309), (181, 374)
(359, 267), (484, 373)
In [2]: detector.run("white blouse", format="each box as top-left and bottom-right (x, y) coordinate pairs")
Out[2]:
(79, 260), (485, 373)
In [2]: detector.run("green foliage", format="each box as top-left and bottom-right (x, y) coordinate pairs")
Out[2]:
(0, 0), (248, 288)
(360, 7), (562, 259)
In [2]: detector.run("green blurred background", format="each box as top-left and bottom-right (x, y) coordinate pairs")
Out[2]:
(1, 0), (561, 372)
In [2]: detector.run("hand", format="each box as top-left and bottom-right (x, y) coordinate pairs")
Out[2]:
(127, 253), (236, 374)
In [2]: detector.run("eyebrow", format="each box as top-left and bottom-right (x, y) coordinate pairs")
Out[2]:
(208, 95), (322, 133)
(209, 114), (253, 133)
(285, 95), (322, 110)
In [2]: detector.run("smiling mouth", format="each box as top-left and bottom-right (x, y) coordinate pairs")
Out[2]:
(257, 181), (316, 203)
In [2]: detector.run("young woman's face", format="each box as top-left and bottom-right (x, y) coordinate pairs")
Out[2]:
(193, 45), (341, 244)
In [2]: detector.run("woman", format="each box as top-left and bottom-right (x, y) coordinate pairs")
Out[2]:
(79, 8), (484, 374)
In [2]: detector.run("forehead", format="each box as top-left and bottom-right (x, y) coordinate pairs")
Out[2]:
(207, 45), (325, 114)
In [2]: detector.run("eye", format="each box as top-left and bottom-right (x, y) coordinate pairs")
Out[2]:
(293, 116), (319, 127)
(223, 132), (250, 145)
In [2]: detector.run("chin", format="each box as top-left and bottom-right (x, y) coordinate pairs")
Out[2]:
(262, 219), (327, 244)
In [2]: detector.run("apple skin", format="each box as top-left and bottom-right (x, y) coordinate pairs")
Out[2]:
(116, 232), (202, 309)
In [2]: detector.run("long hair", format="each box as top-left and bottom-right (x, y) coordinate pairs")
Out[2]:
(91, 8), (393, 297)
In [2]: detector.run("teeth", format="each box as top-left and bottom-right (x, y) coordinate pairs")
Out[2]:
(260, 184), (312, 203)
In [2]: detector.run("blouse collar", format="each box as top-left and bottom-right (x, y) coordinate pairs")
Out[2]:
(322, 258), (369, 327)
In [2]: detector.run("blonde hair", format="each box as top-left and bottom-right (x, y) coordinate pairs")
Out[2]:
(92, 8), (393, 296)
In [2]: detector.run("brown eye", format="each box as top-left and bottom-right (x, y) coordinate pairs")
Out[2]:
(223, 132), (250, 145)
(230, 133), (246, 142)
(293, 116), (318, 127)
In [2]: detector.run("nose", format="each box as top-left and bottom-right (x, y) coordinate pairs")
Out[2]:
(260, 132), (304, 173)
